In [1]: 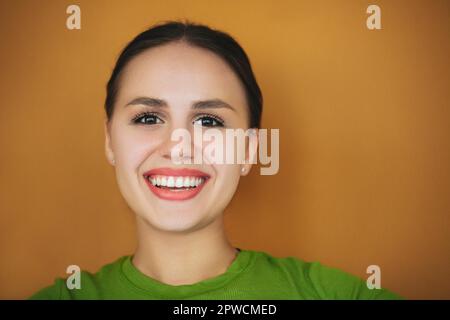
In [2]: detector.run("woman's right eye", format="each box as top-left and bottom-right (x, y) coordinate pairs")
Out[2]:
(132, 113), (164, 125)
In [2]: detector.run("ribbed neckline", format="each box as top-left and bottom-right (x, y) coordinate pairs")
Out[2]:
(119, 248), (256, 299)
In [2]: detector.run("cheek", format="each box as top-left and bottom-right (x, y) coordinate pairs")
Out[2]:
(213, 164), (241, 194)
(111, 125), (163, 172)
(201, 131), (248, 165)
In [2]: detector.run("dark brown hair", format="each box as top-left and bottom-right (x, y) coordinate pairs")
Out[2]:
(105, 20), (263, 128)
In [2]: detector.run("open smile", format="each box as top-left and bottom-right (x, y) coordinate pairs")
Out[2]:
(143, 168), (210, 201)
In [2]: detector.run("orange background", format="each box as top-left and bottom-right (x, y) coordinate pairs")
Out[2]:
(0, 0), (449, 299)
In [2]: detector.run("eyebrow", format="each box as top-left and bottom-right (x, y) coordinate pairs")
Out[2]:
(125, 96), (236, 112)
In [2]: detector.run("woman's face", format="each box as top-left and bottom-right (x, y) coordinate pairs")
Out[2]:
(104, 41), (255, 233)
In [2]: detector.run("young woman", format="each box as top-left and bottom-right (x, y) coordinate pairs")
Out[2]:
(30, 21), (402, 300)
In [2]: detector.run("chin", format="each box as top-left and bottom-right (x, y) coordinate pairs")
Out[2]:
(138, 208), (214, 233)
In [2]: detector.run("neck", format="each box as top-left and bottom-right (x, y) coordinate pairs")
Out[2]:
(132, 215), (238, 286)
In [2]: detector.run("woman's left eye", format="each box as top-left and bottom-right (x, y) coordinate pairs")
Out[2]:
(193, 116), (224, 127)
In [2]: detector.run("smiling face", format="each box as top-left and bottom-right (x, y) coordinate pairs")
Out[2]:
(104, 41), (256, 233)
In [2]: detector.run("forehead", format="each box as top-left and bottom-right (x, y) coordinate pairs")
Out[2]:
(116, 41), (247, 108)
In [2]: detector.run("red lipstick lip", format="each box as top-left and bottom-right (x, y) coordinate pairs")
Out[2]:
(142, 167), (210, 201)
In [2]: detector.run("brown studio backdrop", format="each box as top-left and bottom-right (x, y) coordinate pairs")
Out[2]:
(0, 0), (449, 299)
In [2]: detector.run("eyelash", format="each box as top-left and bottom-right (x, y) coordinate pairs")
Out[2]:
(193, 113), (225, 127)
(131, 112), (225, 127)
(131, 111), (163, 125)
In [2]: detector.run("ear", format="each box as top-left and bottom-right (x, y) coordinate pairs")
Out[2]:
(104, 119), (115, 166)
(241, 128), (259, 176)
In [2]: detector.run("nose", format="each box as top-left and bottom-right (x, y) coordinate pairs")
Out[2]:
(157, 126), (197, 164)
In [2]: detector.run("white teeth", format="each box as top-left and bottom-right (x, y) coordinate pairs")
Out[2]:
(147, 175), (206, 189)
(174, 177), (183, 188)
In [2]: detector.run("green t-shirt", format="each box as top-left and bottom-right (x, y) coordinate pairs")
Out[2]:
(29, 249), (403, 300)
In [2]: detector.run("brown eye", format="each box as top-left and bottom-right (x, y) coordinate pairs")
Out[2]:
(193, 116), (224, 127)
(133, 113), (164, 125)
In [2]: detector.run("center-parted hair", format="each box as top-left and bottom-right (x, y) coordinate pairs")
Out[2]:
(104, 20), (263, 128)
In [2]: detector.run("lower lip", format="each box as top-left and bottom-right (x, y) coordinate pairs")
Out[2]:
(144, 177), (208, 201)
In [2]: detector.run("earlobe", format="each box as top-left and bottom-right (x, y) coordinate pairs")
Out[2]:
(241, 128), (258, 176)
(240, 164), (252, 176)
(104, 120), (115, 166)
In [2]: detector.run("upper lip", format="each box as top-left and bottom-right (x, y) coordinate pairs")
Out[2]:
(143, 167), (210, 178)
